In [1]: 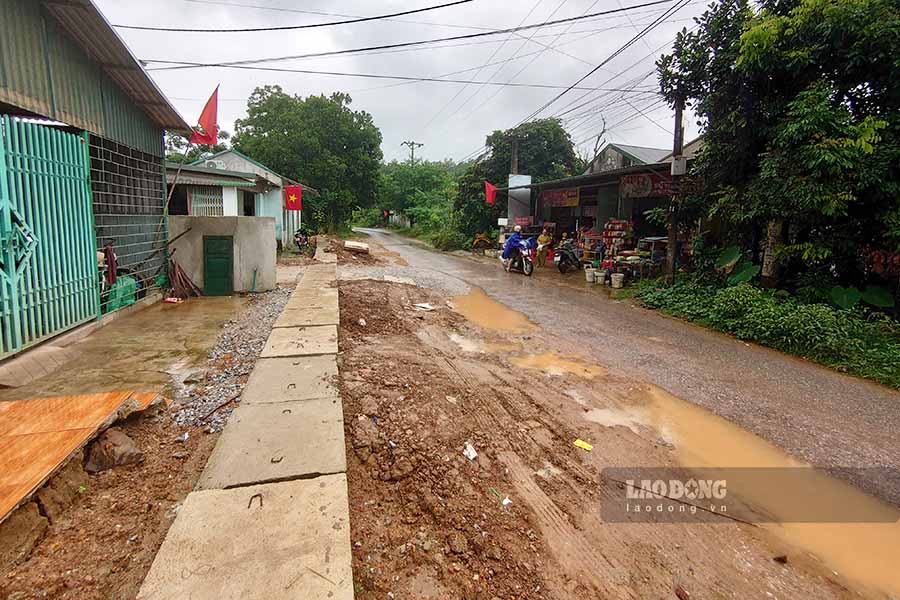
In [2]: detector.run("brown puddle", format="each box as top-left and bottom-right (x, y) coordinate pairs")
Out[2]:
(620, 384), (900, 597)
(450, 287), (536, 333)
(511, 352), (607, 379)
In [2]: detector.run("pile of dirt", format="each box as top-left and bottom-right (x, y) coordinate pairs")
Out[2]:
(320, 235), (381, 266)
(0, 407), (216, 600)
(338, 280), (552, 599)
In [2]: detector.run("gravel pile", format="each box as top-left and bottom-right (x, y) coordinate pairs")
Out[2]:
(173, 286), (291, 432)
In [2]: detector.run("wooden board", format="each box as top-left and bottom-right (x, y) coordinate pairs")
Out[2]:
(0, 391), (158, 522)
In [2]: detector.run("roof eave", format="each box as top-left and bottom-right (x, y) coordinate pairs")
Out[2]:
(42, 0), (191, 135)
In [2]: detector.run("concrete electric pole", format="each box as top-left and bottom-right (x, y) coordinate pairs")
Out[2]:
(665, 94), (685, 284)
(401, 140), (424, 165)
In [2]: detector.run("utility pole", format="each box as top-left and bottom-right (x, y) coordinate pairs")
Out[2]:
(401, 140), (423, 165)
(665, 94), (685, 285)
(510, 137), (519, 175)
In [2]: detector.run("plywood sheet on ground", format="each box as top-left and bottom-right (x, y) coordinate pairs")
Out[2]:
(138, 476), (353, 600)
(261, 326), (338, 358)
(242, 356), (339, 404)
(197, 398), (346, 490)
(0, 391), (155, 521)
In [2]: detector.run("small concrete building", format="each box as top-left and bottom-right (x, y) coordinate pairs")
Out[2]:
(194, 150), (315, 247)
(168, 216), (277, 294)
(166, 163), (261, 217)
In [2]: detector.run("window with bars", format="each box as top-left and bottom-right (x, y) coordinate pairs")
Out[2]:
(88, 134), (166, 314)
(189, 185), (224, 216)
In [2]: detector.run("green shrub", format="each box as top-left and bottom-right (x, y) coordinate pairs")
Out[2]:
(430, 228), (468, 251)
(637, 278), (900, 389)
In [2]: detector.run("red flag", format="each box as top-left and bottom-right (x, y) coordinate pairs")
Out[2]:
(284, 185), (303, 211)
(190, 86), (219, 145)
(484, 181), (497, 205)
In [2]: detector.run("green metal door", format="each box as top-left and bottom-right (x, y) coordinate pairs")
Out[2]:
(203, 236), (233, 296)
(0, 117), (99, 359)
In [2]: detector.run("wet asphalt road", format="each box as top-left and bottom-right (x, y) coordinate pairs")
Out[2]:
(353, 228), (900, 505)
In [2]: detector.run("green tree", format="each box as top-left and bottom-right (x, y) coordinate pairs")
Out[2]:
(454, 118), (580, 236)
(658, 0), (900, 291)
(166, 130), (231, 163)
(232, 86), (383, 232)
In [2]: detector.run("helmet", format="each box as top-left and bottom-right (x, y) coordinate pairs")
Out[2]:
(513, 225), (522, 232)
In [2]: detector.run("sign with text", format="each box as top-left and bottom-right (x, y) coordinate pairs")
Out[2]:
(542, 188), (580, 207)
(515, 216), (533, 226)
(621, 172), (675, 198)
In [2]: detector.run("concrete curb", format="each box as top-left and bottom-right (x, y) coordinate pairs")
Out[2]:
(138, 251), (353, 599)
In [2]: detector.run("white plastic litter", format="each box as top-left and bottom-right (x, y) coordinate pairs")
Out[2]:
(463, 443), (478, 460)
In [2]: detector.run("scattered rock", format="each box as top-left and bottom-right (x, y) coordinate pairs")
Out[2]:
(773, 555), (788, 564)
(175, 432), (189, 443)
(448, 531), (469, 554)
(675, 584), (691, 600)
(171, 451), (188, 460)
(463, 443), (478, 460)
(358, 318), (367, 327)
(85, 429), (143, 473)
(360, 396), (379, 416)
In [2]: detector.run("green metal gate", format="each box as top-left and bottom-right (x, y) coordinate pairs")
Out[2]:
(0, 116), (99, 359)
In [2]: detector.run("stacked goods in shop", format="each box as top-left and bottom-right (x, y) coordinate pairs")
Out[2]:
(602, 219), (634, 257)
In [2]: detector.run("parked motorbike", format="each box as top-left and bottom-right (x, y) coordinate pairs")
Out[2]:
(555, 238), (582, 273)
(293, 228), (309, 252)
(501, 237), (536, 276)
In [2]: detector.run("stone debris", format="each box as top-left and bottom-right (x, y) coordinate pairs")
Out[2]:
(85, 429), (143, 473)
(173, 287), (291, 432)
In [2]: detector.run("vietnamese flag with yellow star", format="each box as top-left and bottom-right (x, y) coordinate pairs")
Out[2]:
(284, 185), (302, 211)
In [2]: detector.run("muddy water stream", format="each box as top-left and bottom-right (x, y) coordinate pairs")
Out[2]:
(450, 292), (900, 597)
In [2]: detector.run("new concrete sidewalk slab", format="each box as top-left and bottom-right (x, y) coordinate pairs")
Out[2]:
(274, 305), (340, 327)
(287, 287), (338, 308)
(197, 398), (346, 490)
(261, 325), (338, 358)
(242, 356), (339, 404)
(137, 475), (352, 600)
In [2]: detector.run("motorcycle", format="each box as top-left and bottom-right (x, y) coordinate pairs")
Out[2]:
(293, 228), (309, 252)
(501, 237), (536, 276)
(554, 238), (583, 274)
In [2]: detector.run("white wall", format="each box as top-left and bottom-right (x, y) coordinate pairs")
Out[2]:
(223, 187), (239, 216)
(168, 216), (277, 292)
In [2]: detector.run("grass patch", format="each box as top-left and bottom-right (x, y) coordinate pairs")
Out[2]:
(636, 278), (900, 389)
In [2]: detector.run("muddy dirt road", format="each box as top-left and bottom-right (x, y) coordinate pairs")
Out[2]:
(353, 228), (900, 505)
(340, 230), (900, 599)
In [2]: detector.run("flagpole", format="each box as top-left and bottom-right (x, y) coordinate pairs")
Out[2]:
(155, 137), (194, 241)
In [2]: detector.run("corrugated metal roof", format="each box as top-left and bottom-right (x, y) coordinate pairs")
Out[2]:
(166, 162), (258, 186)
(41, 0), (190, 135)
(608, 143), (671, 165)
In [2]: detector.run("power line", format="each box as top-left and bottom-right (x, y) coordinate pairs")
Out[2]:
(142, 0), (677, 71)
(114, 0), (474, 33)
(151, 62), (666, 92)
(420, 0), (545, 132)
(441, 0), (575, 128)
(513, 0), (690, 126)
(453, 0), (604, 125)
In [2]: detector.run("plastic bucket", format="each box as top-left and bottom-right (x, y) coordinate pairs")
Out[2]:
(595, 272), (607, 286)
(584, 268), (595, 283)
(610, 273), (625, 288)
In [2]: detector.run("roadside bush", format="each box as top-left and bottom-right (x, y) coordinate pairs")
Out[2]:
(637, 279), (900, 388)
(430, 228), (468, 251)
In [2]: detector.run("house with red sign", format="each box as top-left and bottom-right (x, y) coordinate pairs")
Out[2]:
(497, 137), (703, 241)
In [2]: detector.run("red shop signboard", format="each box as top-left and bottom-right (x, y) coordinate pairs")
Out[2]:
(620, 172), (675, 198)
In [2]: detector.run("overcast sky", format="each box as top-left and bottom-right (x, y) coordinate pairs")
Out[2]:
(95, 0), (705, 164)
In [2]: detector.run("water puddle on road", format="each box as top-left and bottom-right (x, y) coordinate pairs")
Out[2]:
(618, 384), (900, 597)
(450, 287), (536, 333)
(511, 352), (607, 379)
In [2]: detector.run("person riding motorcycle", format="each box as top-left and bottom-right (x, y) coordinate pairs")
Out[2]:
(502, 225), (524, 270)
